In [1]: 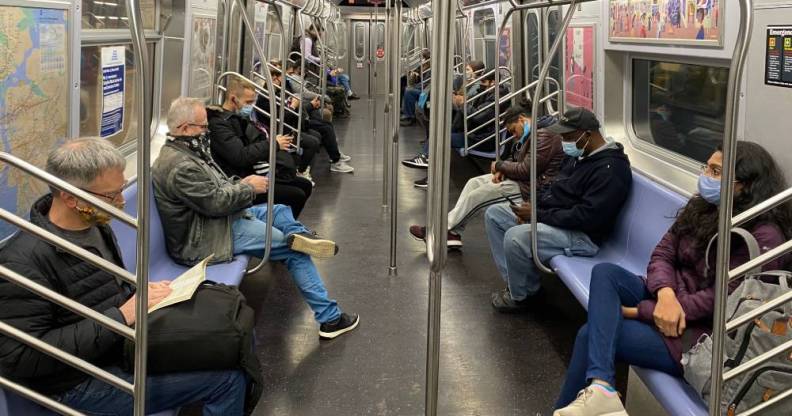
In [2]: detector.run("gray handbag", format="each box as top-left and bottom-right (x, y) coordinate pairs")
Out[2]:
(681, 228), (792, 415)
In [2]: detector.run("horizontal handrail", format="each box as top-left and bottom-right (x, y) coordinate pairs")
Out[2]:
(0, 153), (136, 227)
(0, 264), (135, 339)
(0, 320), (133, 394)
(736, 386), (792, 416)
(729, 239), (792, 282)
(726, 287), (792, 332)
(539, 90), (560, 104)
(0, 376), (85, 416)
(733, 187), (792, 227)
(723, 337), (792, 382)
(0, 209), (137, 285)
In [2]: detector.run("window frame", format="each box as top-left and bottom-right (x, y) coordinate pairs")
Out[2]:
(625, 53), (731, 173)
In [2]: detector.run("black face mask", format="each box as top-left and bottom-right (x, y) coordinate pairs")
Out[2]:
(168, 132), (213, 163)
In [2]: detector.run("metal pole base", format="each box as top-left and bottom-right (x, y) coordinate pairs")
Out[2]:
(388, 266), (397, 276)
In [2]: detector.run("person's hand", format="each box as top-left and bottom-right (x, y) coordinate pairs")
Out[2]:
(311, 97), (321, 109)
(622, 306), (639, 319)
(490, 161), (498, 175)
(119, 282), (172, 325)
(452, 94), (465, 107)
(330, 69), (339, 77)
(276, 135), (292, 150)
(492, 171), (505, 184)
(241, 175), (270, 194)
(510, 202), (532, 224)
(336, 67), (344, 74)
(653, 287), (686, 337)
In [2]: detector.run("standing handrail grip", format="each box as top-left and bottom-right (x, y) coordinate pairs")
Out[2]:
(424, 0), (456, 413)
(526, 0), (580, 275)
(125, 0), (151, 413)
(709, 1), (753, 414)
(0, 153), (136, 227)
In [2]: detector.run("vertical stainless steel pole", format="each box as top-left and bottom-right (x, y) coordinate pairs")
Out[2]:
(388, 0), (403, 274)
(424, 0), (456, 414)
(709, 1), (753, 414)
(125, 0), (150, 414)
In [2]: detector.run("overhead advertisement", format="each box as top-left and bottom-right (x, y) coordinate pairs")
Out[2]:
(565, 25), (596, 111)
(765, 26), (792, 89)
(100, 46), (125, 138)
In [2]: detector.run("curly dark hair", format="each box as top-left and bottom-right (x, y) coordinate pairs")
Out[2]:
(672, 141), (792, 250)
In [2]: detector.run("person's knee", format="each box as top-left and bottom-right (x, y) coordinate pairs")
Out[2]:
(590, 263), (621, 294)
(575, 324), (590, 345)
(503, 226), (531, 258)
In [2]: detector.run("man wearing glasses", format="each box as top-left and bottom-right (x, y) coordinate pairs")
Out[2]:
(485, 108), (633, 312)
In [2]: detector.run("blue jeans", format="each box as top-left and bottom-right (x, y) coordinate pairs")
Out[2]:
(484, 203), (599, 300)
(232, 204), (341, 324)
(337, 73), (353, 95)
(402, 87), (421, 118)
(57, 366), (246, 415)
(555, 263), (681, 408)
(421, 132), (465, 156)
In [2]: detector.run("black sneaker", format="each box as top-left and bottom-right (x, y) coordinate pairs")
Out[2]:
(319, 313), (360, 339)
(402, 155), (429, 169)
(349, 93), (361, 100)
(400, 117), (415, 127)
(414, 177), (428, 188)
(287, 233), (339, 258)
(490, 287), (544, 313)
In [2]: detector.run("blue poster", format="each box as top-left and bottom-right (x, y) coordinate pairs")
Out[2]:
(100, 46), (125, 137)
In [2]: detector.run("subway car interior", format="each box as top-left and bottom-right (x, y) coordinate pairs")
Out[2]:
(1, 0), (792, 415)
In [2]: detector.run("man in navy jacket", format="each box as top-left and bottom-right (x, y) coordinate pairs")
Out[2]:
(484, 108), (633, 312)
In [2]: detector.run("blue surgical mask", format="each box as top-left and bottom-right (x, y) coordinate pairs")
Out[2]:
(698, 174), (721, 205)
(239, 104), (254, 118)
(518, 123), (531, 144)
(562, 132), (588, 158)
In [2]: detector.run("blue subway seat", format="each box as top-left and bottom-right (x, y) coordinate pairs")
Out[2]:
(549, 171), (708, 416)
(110, 181), (250, 285)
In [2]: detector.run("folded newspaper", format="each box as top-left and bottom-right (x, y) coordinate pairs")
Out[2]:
(149, 254), (213, 313)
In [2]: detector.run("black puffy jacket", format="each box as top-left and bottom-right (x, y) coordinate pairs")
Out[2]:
(206, 106), (297, 181)
(0, 195), (132, 395)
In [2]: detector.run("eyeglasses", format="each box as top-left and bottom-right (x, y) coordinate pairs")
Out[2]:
(80, 181), (128, 203)
(561, 131), (587, 143)
(701, 164), (723, 178)
(180, 122), (209, 130)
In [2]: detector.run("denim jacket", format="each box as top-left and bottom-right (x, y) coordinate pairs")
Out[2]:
(152, 140), (255, 266)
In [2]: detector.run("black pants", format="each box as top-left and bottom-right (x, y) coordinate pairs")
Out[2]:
(253, 177), (313, 218)
(306, 118), (341, 162)
(297, 132), (320, 172)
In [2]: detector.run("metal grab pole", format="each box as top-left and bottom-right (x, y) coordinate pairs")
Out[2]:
(388, 0), (403, 274)
(424, 0), (456, 413)
(125, 0), (150, 413)
(528, 1), (579, 275)
(709, 1), (753, 414)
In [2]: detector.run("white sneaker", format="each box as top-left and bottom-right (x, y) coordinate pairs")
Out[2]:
(330, 160), (355, 173)
(296, 169), (316, 187)
(553, 385), (628, 416)
(339, 152), (352, 162)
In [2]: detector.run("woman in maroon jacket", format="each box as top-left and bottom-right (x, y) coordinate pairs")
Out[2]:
(554, 142), (792, 416)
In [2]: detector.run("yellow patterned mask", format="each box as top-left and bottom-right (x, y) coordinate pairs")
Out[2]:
(75, 201), (125, 226)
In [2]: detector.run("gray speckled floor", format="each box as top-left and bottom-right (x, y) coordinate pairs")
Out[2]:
(237, 96), (598, 416)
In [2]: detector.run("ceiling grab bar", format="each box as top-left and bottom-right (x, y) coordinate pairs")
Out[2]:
(710, 2), (759, 412)
(423, 0), (456, 413)
(125, 0), (152, 412)
(527, 0), (579, 275)
(221, 0), (278, 275)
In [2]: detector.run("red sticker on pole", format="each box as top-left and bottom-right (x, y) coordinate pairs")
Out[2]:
(376, 47), (385, 59)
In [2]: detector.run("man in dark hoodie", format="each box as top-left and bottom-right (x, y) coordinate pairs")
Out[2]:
(485, 108), (632, 312)
(208, 76), (313, 217)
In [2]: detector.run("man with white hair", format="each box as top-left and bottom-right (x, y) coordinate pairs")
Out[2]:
(153, 97), (359, 339)
(0, 138), (248, 414)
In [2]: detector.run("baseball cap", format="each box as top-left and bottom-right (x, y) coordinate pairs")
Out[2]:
(546, 107), (601, 134)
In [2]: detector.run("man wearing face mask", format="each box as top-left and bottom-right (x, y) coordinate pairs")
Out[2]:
(485, 107), (633, 312)
(0, 138), (250, 414)
(408, 106), (564, 248)
(208, 76), (314, 218)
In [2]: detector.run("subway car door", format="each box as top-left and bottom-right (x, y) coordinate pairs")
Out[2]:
(348, 20), (387, 96)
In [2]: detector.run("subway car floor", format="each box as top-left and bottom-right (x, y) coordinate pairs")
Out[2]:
(218, 97), (611, 415)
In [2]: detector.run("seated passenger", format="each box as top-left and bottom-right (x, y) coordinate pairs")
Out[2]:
(208, 76), (313, 218)
(327, 67), (359, 100)
(0, 138), (248, 415)
(553, 142), (791, 416)
(153, 97), (360, 339)
(408, 106), (564, 248)
(485, 108), (632, 312)
(400, 49), (431, 126)
(402, 67), (510, 172)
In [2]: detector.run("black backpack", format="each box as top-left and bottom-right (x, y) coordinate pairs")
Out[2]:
(123, 282), (263, 414)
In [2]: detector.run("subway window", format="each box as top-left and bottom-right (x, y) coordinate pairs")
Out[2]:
(526, 13), (540, 83)
(354, 23), (365, 60)
(632, 59), (729, 163)
(82, 0), (156, 30)
(473, 8), (496, 68)
(79, 43), (155, 147)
